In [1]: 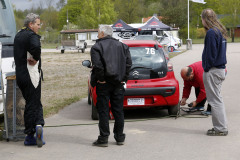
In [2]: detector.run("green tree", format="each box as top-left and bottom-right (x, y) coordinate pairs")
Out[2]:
(58, 0), (84, 29)
(59, 0), (117, 30)
(98, 0), (117, 25)
(40, 7), (59, 30)
(56, 0), (67, 10)
(77, 0), (97, 29)
(159, 0), (188, 39)
(219, 0), (240, 42)
(114, 0), (142, 23)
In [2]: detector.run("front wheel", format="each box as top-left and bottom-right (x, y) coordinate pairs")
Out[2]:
(168, 103), (180, 116)
(88, 88), (91, 105)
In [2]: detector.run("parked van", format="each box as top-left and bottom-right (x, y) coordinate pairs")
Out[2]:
(0, 0), (16, 113)
(137, 30), (181, 51)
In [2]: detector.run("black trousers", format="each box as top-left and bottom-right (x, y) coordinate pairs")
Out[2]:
(17, 75), (44, 135)
(195, 87), (211, 111)
(96, 82), (125, 142)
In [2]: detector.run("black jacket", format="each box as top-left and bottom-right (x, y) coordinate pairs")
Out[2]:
(90, 36), (132, 85)
(14, 27), (41, 84)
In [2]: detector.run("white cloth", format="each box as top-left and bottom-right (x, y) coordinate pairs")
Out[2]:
(27, 52), (40, 88)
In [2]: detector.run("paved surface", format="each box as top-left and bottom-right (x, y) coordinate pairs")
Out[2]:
(1, 43), (240, 160)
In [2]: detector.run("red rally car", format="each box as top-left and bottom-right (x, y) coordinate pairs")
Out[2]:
(82, 40), (180, 120)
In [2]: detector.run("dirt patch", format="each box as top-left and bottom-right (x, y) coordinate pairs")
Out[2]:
(41, 51), (91, 117)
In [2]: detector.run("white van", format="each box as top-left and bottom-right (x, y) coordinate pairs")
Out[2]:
(0, 0), (16, 114)
(157, 31), (181, 51)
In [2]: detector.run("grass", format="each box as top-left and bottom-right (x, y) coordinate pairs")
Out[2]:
(42, 43), (60, 49)
(192, 37), (240, 44)
(41, 51), (91, 118)
(169, 51), (186, 59)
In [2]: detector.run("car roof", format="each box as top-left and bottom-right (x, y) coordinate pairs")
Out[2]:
(122, 40), (163, 48)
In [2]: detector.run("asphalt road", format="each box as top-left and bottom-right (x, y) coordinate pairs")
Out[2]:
(1, 43), (240, 160)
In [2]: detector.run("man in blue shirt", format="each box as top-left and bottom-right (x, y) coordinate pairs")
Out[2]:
(201, 8), (228, 136)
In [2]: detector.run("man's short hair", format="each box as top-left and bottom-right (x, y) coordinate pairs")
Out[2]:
(24, 13), (40, 27)
(99, 25), (113, 37)
(186, 67), (193, 77)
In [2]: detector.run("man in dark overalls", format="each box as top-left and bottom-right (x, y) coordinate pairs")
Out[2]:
(14, 13), (45, 147)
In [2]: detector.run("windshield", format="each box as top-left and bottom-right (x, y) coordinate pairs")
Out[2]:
(0, 0), (16, 44)
(134, 36), (155, 40)
(129, 47), (167, 79)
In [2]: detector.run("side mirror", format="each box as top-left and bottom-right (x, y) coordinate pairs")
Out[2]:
(82, 60), (92, 68)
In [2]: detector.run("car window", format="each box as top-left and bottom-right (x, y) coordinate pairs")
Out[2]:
(129, 47), (167, 79)
(130, 47), (166, 69)
(134, 36), (155, 40)
(0, 0), (16, 44)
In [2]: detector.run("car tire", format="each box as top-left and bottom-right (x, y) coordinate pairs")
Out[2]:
(61, 49), (64, 54)
(88, 88), (91, 105)
(91, 99), (99, 120)
(168, 103), (180, 116)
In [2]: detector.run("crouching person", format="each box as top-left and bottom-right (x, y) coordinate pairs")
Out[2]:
(14, 13), (45, 147)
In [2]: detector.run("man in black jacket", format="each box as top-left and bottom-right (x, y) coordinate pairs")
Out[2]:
(14, 13), (45, 147)
(91, 25), (132, 147)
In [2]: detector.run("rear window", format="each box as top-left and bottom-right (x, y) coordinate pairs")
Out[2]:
(129, 47), (167, 80)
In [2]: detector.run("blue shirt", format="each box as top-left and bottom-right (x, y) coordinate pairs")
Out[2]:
(202, 28), (227, 72)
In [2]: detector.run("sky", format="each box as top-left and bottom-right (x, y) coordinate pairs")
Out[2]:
(10, 0), (58, 10)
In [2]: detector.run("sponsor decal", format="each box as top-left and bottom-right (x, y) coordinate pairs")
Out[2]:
(114, 23), (123, 28)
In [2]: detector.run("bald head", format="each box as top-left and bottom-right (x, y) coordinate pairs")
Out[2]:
(181, 66), (193, 81)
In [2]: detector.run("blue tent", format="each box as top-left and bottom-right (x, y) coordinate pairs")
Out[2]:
(140, 16), (172, 31)
(112, 19), (137, 32)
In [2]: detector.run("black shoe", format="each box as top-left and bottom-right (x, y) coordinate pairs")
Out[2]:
(92, 140), (108, 147)
(114, 133), (125, 146)
(116, 141), (125, 145)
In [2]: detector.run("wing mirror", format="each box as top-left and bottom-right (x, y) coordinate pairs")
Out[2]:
(82, 60), (92, 68)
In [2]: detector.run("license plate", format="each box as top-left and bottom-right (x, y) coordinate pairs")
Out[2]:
(127, 98), (145, 105)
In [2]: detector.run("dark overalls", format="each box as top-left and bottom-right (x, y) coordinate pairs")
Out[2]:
(14, 27), (44, 135)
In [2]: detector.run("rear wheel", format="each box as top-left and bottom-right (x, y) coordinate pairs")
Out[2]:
(88, 88), (91, 105)
(61, 49), (64, 54)
(91, 99), (99, 120)
(168, 103), (180, 116)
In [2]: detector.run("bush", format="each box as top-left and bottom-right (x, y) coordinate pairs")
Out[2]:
(196, 28), (206, 39)
(40, 30), (60, 44)
(179, 27), (198, 44)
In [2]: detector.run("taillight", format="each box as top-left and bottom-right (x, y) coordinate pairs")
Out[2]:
(167, 62), (173, 71)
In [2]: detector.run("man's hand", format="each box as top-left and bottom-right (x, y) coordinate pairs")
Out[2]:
(191, 101), (198, 107)
(180, 98), (187, 106)
(97, 80), (106, 84)
(27, 58), (37, 66)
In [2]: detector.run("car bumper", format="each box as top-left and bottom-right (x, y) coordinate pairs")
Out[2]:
(124, 86), (176, 97)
